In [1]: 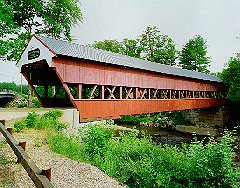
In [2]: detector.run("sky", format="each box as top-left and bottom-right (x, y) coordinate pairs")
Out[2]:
(1, 0), (240, 84)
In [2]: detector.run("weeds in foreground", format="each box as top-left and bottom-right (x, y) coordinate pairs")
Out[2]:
(13, 111), (240, 188)
(49, 123), (240, 188)
(14, 110), (67, 132)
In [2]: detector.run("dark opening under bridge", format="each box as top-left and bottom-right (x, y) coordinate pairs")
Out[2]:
(17, 35), (225, 122)
(0, 89), (16, 107)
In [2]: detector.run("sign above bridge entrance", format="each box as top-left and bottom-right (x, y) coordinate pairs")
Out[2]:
(17, 35), (55, 68)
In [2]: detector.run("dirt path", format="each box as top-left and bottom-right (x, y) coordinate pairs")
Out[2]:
(0, 108), (125, 188)
(0, 128), (125, 188)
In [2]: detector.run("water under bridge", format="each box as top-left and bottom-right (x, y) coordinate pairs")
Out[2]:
(17, 35), (225, 122)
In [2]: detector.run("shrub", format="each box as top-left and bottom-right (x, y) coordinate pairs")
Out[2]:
(42, 110), (63, 120)
(79, 121), (116, 158)
(49, 122), (240, 188)
(99, 132), (159, 187)
(14, 121), (27, 132)
(25, 111), (39, 128)
(13, 110), (66, 132)
(118, 114), (150, 124)
(32, 97), (41, 108)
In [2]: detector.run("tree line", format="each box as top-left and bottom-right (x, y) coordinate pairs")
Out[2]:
(91, 26), (211, 74)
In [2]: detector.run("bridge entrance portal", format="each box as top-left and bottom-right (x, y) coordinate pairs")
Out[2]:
(21, 61), (73, 108)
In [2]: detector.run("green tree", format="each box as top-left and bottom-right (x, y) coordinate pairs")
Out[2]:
(179, 35), (210, 73)
(121, 38), (142, 59)
(0, 82), (19, 92)
(91, 40), (123, 54)
(139, 26), (178, 66)
(221, 56), (240, 101)
(91, 26), (178, 65)
(91, 38), (143, 59)
(0, 0), (82, 61)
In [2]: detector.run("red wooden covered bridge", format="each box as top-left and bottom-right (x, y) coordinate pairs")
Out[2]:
(17, 35), (225, 122)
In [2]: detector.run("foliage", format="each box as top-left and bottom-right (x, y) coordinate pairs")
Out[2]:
(49, 132), (87, 161)
(121, 38), (142, 58)
(140, 26), (178, 65)
(0, 0), (82, 61)
(49, 123), (240, 188)
(25, 111), (39, 128)
(79, 121), (116, 159)
(118, 111), (193, 128)
(91, 40), (123, 54)
(13, 110), (66, 132)
(179, 35), (211, 73)
(35, 85), (67, 99)
(13, 120), (27, 132)
(0, 82), (32, 95)
(221, 56), (240, 101)
(0, 82), (19, 92)
(118, 114), (150, 125)
(32, 97), (41, 108)
(91, 26), (178, 65)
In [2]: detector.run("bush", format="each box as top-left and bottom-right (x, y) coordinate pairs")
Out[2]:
(14, 121), (27, 132)
(118, 114), (150, 124)
(13, 110), (67, 132)
(25, 111), (39, 128)
(32, 97), (41, 108)
(79, 121), (116, 158)
(49, 122), (240, 188)
(99, 132), (159, 187)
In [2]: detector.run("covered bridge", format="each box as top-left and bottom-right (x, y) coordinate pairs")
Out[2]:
(17, 35), (225, 122)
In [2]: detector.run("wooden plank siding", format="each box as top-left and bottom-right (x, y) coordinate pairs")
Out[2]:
(51, 56), (225, 121)
(52, 57), (222, 92)
(74, 98), (224, 122)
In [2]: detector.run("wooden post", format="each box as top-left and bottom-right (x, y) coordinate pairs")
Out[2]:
(100, 85), (105, 99)
(7, 128), (13, 135)
(52, 86), (56, 98)
(77, 84), (82, 99)
(0, 120), (5, 126)
(119, 86), (122, 99)
(19, 142), (26, 150)
(135, 88), (138, 99)
(42, 168), (51, 181)
(28, 85), (33, 108)
(148, 89), (151, 99)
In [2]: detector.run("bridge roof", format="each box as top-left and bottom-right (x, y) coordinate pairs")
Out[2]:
(34, 35), (222, 82)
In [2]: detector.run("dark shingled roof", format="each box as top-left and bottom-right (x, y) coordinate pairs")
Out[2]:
(36, 35), (222, 83)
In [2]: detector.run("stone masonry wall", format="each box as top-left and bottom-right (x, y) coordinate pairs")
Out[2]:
(182, 106), (230, 129)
